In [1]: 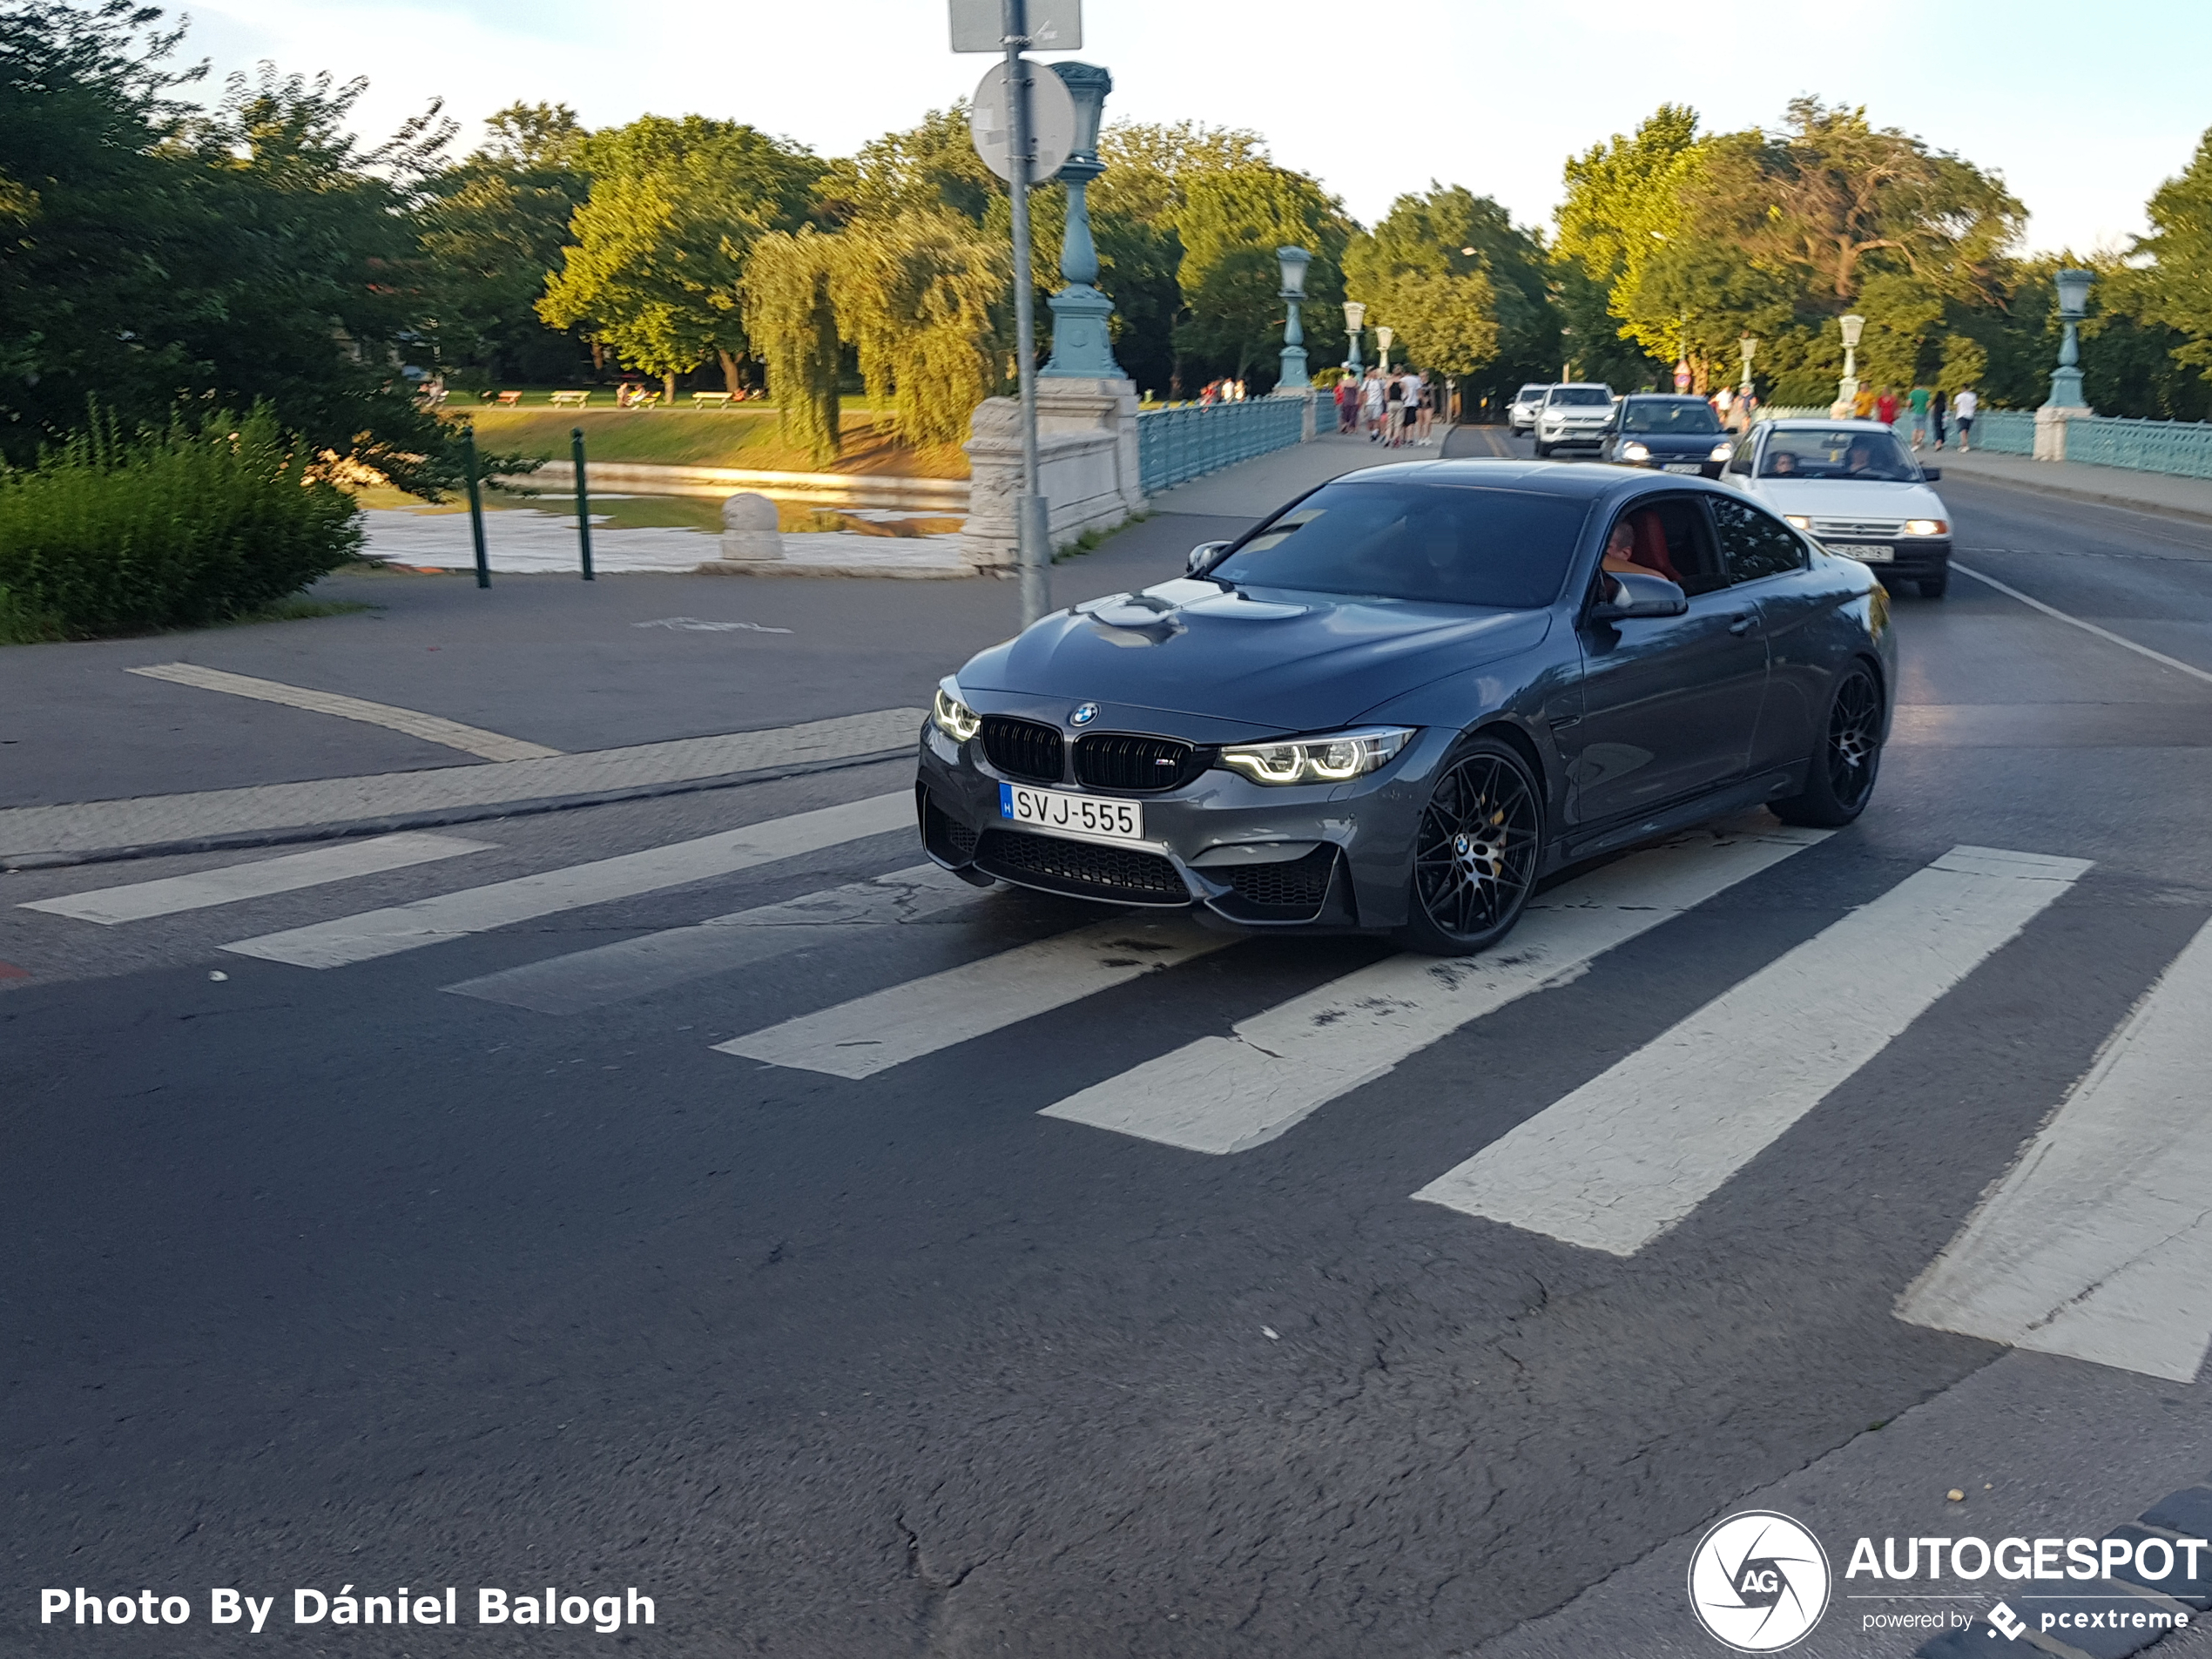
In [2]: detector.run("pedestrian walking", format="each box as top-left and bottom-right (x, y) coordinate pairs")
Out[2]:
(1907, 384), (1931, 450)
(1383, 371), (1404, 447)
(1851, 384), (1877, 421)
(1362, 368), (1386, 442)
(1714, 386), (1735, 429)
(1931, 388), (1948, 451)
(1954, 387), (1978, 452)
(1875, 386), (1899, 428)
(1413, 370), (1434, 444)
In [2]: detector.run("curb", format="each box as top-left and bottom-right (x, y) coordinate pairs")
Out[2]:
(1942, 465), (2212, 530)
(0, 746), (911, 873)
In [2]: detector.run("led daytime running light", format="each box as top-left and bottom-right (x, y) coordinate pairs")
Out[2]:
(932, 684), (981, 742)
(1219, 728), (1414, 786)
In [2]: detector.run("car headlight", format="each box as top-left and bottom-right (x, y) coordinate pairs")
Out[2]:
(932, 681), (981, 742)
(1903, 518), (1949, 536)
(1622, 442), (1651, 461)
(1218, 727), (1414, 786)
(1784, 515), (1811, 529)
(1709, 442), (1734, 462)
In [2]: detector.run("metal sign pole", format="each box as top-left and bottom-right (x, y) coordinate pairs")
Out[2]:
(1002, 0), (1049, 624)
(462, 422), (490, 589)
(571, 426), (595, 581)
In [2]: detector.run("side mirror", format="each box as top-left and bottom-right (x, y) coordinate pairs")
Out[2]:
(1919, 465), (1941, 481)
(1186, 541), (1231, 577)
(1588, 570), (1689, 622)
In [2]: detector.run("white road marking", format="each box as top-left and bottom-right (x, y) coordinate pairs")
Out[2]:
(1951, 562), (2212, 689)
(17, 833), (494, 924)
(220, 792), (910, 968)
(445, 863), (988, 1013)
(126, 663), (563, 761)
(716, 914), (1228, 1079)
(1039, 822), (1831, 1156)
(1414, 846), (2091, 1257)
(1898, 914), (2212, 1382)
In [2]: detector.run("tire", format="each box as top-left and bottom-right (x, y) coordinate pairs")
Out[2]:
(1772, 664), (1884, 828)
(1533, 441), (1552, 459)
(1397, 737), (1545, 955)
(1919, 570), (1949, 598)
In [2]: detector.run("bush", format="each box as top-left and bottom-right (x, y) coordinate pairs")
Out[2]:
(0, 406), (363, 641)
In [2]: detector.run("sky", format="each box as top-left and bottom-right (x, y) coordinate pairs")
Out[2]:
(179, 0), (2211, 257)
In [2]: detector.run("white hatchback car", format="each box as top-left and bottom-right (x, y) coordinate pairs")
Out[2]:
(1718, 418), (1954, 597)
(1508, 383), (1550, 435)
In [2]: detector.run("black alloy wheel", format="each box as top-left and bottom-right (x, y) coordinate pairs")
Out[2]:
(1773, 664), (1883, 827)
(1399, 737), (1544, 955)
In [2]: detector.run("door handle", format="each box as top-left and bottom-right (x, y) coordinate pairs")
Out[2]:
(1728, 613), (1757, 636)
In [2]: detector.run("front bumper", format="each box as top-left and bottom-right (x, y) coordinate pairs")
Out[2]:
(1540, 423), (1608, 448)
(1619, 451), (1723, 476)
(914, 718), (1446, 933)
(1820, 536), (1952, 577)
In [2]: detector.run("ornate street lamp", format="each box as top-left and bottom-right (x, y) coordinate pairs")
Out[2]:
(1837, 313), (1866, 413)
(2047, 267), (2094, 408)
(1739, 334), (1758, 397)
(1376, 324), (1394, 372)
(1342, 299), (1366, 375)
(1273, 246), (1312, 392)
(1040, 63), (1123, 380)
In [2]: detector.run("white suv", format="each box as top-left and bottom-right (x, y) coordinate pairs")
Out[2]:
(1534, 383), (1615, 457)
(1508, 384), (1549, 435)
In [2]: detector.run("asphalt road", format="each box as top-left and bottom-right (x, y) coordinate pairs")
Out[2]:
(5, 436), (2211, 1657)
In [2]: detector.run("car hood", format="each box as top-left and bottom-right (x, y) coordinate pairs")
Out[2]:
(1749, 477), (1947, 518)
(958, 577), (1553, 732)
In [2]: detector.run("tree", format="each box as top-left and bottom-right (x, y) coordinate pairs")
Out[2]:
(2136, 126), (2212, 384)
(1170, 164), (1350, 389)
(832, 213), (1007, 447)
(415, 103), (591, 384)
(538, 115), (823, 400)
(1345, 185), (1550, 403)
(739, 227), (841, 463)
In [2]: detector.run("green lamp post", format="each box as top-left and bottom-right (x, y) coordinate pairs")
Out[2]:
(1040, 63), (1122, 380)
(1274, 246), (1312, 392)
(2047, 267), (2094, 408)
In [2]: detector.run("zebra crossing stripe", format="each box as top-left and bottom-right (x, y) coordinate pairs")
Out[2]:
(1413, 846), (2091, 1257)
(220, 792), (911, 968)
(445, 863), (988, 1014)
(1897, 913), (2212, 1382)
(714, 914), (1228, 1080)
(1037, 822), (1831, 1156)
(17, 833), (493, 924)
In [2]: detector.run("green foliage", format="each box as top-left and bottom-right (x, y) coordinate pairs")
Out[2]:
(1345, 186), (1552, 391)
(538, 115), (824, 391)
(2137, 128), (2212, 386)
(1169, 164), (1349, 388)
(0, 405), (362, 639)
(0, 3), (471, 493)
(833, 214), (1008, 447)
(740, 228), (844, 464)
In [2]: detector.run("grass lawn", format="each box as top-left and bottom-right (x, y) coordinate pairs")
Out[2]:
(461, 408), (969, 478)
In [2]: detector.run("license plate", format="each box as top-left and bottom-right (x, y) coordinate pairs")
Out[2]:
(1661, 462), (1703, 474)
(1827, 543), (1895, 562)
(1000, 783), (1145, 844)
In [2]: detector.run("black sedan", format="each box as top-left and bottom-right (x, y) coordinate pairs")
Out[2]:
(916, 462), (1895, 954)
(1597, 394), (1737, 476)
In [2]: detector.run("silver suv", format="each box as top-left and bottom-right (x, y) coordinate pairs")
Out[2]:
(1508, 383), (1549, 435)
(1534, 382), (1615, 457)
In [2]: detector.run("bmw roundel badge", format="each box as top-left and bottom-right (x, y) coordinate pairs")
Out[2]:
(1070, 702), (1100, 726)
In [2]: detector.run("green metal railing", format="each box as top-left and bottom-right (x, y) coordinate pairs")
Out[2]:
(2067, 415), (2212, 480)
(1137, 395), (1307, 495)
(1966, 409), (2035, 455)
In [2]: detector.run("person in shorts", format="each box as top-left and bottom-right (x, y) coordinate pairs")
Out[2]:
(1953, 387), (1978, 451)
(1907, 384), (1931, 449)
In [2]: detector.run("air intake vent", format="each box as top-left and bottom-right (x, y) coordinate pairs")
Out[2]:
(976, 828), (1188, 904)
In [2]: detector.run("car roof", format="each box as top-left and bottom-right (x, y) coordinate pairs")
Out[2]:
(1622, 393), (1711, 403)
(1320, 457), (1716, 504)
(1546, 383), (1612, 392)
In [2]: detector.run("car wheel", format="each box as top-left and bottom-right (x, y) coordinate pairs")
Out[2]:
(1772, 664), (1884, 827)
(1533, 441), (1551, 458)
(1398, 736), (1544, 956)
(1919, 570), (1949, 598)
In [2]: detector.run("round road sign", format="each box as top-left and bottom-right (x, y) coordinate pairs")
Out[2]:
(968, 61), (1076, 185)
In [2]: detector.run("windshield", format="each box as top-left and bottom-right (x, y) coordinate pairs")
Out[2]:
(1760, 428), (1919, 482)
(1622, 400), (1720, 435)
(1211, 482), (1588, 609)
(1516, 387), (1548, 401)
(1548, 387), (1612, 408)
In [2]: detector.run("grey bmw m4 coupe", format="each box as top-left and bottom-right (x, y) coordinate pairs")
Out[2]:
(916, 460), (1895, 955)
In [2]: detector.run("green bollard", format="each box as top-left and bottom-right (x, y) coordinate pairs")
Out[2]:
(571, 426), (594, 581)
(462, 423), (490, 589)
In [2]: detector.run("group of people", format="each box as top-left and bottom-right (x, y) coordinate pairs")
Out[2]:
(1845, 383), (1979, 452)
(1332, 366), (1437, 448)
(1196, 379), (1250, 405)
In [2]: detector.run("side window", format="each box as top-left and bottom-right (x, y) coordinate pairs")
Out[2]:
(1654, 497), (1728, 597)
(1726, 436), (1756, 475)
(1710, 496), (1806, 583)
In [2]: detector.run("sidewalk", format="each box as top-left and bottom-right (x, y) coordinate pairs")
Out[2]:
(1931, 448), (2212, 525)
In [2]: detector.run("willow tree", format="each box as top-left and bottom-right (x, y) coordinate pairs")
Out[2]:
(739, 227), (842, 465)
(832, 214), (1006, 448)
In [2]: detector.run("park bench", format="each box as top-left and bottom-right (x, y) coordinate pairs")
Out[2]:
(549, 390), (590, 408)
(691, 392), (734, 409)
(496, 390), (523, 407)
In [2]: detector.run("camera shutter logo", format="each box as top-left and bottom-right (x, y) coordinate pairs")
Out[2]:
(1686, 1511), (1831, 1651)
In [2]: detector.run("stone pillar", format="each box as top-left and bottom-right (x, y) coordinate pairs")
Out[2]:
(961, 377), (1145, 573)
(2033, 405), (2095, 462)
